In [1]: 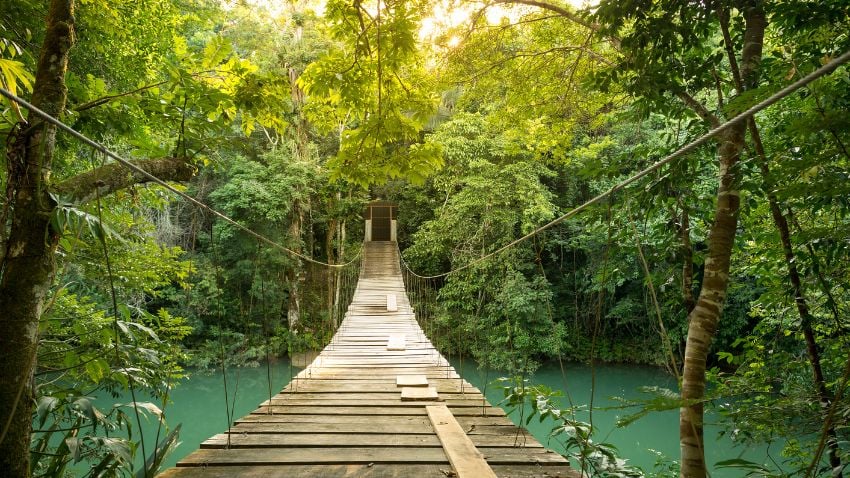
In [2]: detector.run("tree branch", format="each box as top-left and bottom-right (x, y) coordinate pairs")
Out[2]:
(73, 80), (166, 112)
(52, 157), (196, 205)
(676, 91), (720, 127)
(494, 0), (594, 30)
(493, 0), (620, 48)
(73, 70), (219, 112)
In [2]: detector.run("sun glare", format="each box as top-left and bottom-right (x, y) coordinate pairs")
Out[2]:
(419, 0), (590, 44)
(223, 0), (590, 45)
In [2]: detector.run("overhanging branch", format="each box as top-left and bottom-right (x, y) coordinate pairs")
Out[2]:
(52, 157), (196, 205)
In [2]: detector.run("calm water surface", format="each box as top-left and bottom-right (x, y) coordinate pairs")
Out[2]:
(89, 359), (781, 476)
(454, 358), (784, 476)
(88, 359), (300, 472)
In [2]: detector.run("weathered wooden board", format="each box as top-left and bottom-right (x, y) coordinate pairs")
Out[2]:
(176, 447), (567, 466)
(161, 464), (578, 478)
(252, 405), (506, 416)
(202, 432), (543, 449)
(233, 414), (510, 426)
(387, 333), (406, 351)
(265, 392), (483, 402)
(428, 405), (498, 478)
(397, 375), (429, 387)
(281, 380), (478, 393)
(202, 433), (441, 448)
(401, 387), (439, 401)
(259, 399), (483, 407)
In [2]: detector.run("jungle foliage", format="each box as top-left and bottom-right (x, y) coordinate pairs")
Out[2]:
(1, 0), (849, 476)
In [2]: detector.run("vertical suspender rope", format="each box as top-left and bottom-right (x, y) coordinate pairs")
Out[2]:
(258, 241), (274, 415)
(209, 222), (233, 448)
(92, 151), (149, 476)
(531, 233), (580, 425)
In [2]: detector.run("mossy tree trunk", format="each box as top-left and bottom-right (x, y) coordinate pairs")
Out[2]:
(0, 2), (195, 475)
(679, 4), (766, 476)
(0, 2), (75, 475)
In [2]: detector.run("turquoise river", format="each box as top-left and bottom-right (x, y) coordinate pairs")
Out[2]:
(85, 359), (783, 476)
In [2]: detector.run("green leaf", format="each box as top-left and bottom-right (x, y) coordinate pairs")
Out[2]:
(202, 35), (232, 68)
(138, 423), (182, 478)
(85, 358), (110, 382)
(65, 437), (82, 463)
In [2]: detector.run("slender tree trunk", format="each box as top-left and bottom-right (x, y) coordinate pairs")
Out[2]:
(680, 6), (766, 476)
(720, 4), (843, 470)
(677, 203), (696, 314)
(0, 2), (74, 475)
(333, 218), (346, 326)
(679, 123), (747, 477)
(287, 202), (303, 330)
(749, 124), (844, 476)
(326, 217), (337, 321)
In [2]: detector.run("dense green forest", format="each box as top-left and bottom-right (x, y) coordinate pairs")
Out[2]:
(1, 0), (849, 476)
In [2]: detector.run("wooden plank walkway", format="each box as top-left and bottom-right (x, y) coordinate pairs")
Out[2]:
(161, 242), (577, 478)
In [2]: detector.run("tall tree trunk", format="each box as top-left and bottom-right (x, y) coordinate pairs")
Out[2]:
(750, 125), (844, 476)
(719, 4), (843, 471)
(676, 201), (696, 314)
(0, 2), (74, 475)
(287, 202), (303, 330)
(333, 218), (346, 326)
(326, 216), (337, 322)
(679, 124), (747, 478)
(679, 5), (766, 477)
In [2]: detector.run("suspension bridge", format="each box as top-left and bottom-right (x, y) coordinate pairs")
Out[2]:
(4, 49), (850, 475)
(159, 241), (576, 477)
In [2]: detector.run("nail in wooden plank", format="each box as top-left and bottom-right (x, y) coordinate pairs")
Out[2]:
(427, 405), (498, 478)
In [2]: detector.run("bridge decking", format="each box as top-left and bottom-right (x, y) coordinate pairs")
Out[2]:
(161, 242), (576, 477)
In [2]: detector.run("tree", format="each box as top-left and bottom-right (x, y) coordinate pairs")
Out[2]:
(299, 0), (442, 186)
(0, 0), (283, 473)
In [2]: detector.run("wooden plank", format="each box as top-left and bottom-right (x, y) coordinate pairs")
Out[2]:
(175, 447), (567, 466)
(234, 414), (506, 426)
(231, 423), (433, 435)
(387, 293), (398, 311)
(202, 433), (440, 448)
(267, 392), (482, 401)
(401, 387), (439, 401)
(176, 447), (450, 465)
(161, 464), (578, 478)
(397, 375), (429, 387)
(201, 432), (543, 449)
(258, 399), (482, 407)
(281, 380), (479, 394)
(387, 333), (406, 351)
(252, 405), (505, 416)
(427, 405), (498, 478)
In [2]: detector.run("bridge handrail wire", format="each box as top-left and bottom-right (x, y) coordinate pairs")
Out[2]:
(0, 87), (360, 269)
(395, 48), (850, 280)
